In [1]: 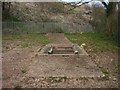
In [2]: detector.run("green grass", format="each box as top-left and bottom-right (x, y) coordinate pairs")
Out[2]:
(2, 34), (50, 48)
(14, 85), (22, 90)
(65, 32), (119, 53)
(46, 76), (67, 83)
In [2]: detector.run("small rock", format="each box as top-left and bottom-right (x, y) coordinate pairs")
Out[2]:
(111, 59), (113, 62)
(35, 53), (38, 57)
(33, 83), (36, 86)
(113, 78), (117, 81)
(74, 50), (78, 54)
(80, 43), (86, 48)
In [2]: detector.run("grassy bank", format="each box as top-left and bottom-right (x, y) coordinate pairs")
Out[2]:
(2, 34), (50, 48)
(65, 32), (119, 54)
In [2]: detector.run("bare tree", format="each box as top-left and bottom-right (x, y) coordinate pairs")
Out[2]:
(65, 0), (118, 37)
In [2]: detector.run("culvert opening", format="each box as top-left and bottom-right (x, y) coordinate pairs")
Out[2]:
(39, 44), (88, 55)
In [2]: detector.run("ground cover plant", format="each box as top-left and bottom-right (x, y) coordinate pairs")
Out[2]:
(65, 32), (119, 54)
(2, 34), (50, 52)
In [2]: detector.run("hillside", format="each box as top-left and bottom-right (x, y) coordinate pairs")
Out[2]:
(3, 2), (93, 33)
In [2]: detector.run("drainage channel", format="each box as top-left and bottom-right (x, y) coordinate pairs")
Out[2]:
(39, 44), (88, 56)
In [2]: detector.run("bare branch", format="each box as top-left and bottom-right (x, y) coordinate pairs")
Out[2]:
(66, 0), (93, 12)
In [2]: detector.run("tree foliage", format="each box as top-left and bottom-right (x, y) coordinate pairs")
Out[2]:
(67, 1), (118, 38)
(2, 2), (11, 20)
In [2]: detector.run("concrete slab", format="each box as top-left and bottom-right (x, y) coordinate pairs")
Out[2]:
(39, 44), (88, 56)
(27, 33), (102, 78)
(27, 55), (102, 78)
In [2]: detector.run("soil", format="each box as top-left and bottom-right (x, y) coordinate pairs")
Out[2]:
(2, 33), (118, 88)
(46, 33), (73, 47)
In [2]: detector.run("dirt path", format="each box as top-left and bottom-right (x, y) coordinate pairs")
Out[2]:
(46, 33), (73, 47)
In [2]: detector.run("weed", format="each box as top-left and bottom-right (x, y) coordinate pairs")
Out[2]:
(21, 69), (27, 74)
(14, 85), (22, 90)
(46, 76), (67, 83)
(100, 68), (109, 80)
(101, 68), (109, 75)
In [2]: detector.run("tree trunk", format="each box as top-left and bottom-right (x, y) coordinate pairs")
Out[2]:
(106, 2), (116, 37)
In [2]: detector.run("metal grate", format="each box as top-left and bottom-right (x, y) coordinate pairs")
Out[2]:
(52, 46), (74, 54)
(39, 44), (88, 56)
